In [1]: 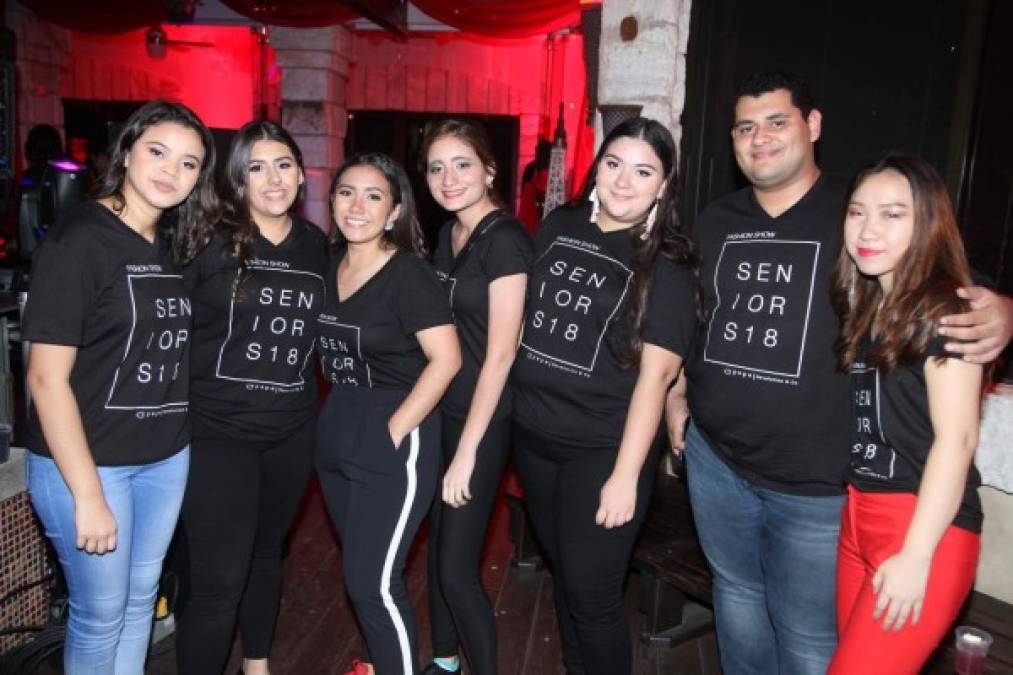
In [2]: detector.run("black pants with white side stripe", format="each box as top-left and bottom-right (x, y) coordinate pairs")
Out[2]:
(317, 386), (441, 675)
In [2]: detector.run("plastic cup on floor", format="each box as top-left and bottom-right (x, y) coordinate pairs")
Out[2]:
(954, 625), (992, 675)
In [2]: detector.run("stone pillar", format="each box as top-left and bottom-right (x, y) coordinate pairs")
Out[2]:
(270, 25), (352, 231)
(6, 2), (70, 172)
(597, 0), (691, 151)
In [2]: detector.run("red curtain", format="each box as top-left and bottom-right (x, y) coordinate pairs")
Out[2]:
(413, 0), (581, 37)
(19, 0), (167, 33)
(22, 1), (583, 37)
(219, 1), (357, 28)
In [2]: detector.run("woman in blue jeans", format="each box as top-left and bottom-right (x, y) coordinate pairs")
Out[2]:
(22, 99), (218, 674)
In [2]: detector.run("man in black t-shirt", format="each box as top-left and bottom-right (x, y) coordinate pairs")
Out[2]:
(668, 71), (1013, 675)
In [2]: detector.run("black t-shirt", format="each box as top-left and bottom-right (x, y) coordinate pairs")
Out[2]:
(511, 204), (698, 449)
(183, 219), (328, 440)
(848, 336), (983, 532)
(317, 249), (453, 391)
(22, 201), (190, 466)
(432, 210), (533, 421)
(685, 175), (850, 495)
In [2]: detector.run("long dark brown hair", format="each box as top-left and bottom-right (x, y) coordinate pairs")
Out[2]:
(575, 117), (698, 367)
(328, 152), (427, 257)
(832, 153), (972, 373)
(93, 99), (218, 265)
(219, 120), (305, 288)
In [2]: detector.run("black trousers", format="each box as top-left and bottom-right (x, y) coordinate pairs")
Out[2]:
(512, 424), (659, 675)
(427, 415), (511, 674)
(317, 386), (441, 675)
(175, 422), (315, 674)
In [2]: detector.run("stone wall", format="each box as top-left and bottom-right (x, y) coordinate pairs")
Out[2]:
(597, 0), (691, 150)
(271, 25), (352, 230)
(345, 32), (586, 207)
(6, 2), (69, 169)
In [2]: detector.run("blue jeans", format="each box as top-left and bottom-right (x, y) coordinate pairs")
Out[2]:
(684, 423), (843, 675)
(27, 447), (189, 675)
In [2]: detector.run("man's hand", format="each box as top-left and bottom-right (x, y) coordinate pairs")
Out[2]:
(939, 286), (1013, 363)
(665, 386), (690, 454)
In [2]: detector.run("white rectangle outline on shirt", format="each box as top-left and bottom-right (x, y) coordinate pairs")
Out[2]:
(519, 240), (632, 373)
(214, 265), (325, 388)
(105, 273), (188, 411)
(702, 239), (820, 378)
(317, 315), (373, 388)
(850, 362), (896, 480)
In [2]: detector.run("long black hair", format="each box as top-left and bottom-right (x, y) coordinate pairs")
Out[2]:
(92, 99), (218, 265)
(328, 152), (427, 257)
(219, 120), (305, 287)
(575, 117), (698, 367)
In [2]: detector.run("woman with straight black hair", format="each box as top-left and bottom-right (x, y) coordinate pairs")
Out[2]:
(22, 99), (217, 674)
(175, 120), (327, 675)
(420, 118), (532, 675)
(510, 117), (699, 675)
(316, 153), (461, 675)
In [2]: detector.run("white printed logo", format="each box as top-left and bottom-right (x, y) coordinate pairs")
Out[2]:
(703, 239), (820, 378)
(216, 266), (325, 387)
(317, 316), (372, 387)
(850, 362), (895, 480)
(105, 274), (190, 410)
(520, 241), (631, 373)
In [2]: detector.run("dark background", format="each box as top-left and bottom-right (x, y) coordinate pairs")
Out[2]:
(678, 0), (1012, 297)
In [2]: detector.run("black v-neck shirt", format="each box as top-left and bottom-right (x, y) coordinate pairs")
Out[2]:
(432, 209), (533, 421)
(317, 249), (453, 391)
(22, 201), (191, 465)
(183, 219), (328, 440)
(685, 175), (850, 495)
(511, 204), (698, 449)
(848, 336), (983, 532)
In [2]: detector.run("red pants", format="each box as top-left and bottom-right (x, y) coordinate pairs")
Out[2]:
(828, 487), (979, 675)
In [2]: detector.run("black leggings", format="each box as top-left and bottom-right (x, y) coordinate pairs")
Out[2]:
(512, 424), (659, 675)
(317, 386), (441, 675)
(175, 423), (315, 674)
(427, 415), (511, 674)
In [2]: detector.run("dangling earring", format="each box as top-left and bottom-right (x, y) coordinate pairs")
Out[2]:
(848, 267), (857, 306)
(641, 200), (659, 240)
(385, 219), (395, 231)
(589, 187), (600, 224)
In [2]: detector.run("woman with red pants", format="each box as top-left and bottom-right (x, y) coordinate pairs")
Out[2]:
(828, 153), (984, 674)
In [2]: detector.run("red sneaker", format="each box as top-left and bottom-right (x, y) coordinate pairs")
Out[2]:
(343, 660), (371, 675)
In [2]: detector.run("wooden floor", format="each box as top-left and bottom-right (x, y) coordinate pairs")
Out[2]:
(143, 479), (722, 675)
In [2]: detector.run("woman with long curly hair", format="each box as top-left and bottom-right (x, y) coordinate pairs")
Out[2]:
(509, 117), (699, 675)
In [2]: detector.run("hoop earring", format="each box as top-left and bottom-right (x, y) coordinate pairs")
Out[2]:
(641, 200), (659, 240)
(589, 187), (600, 224)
